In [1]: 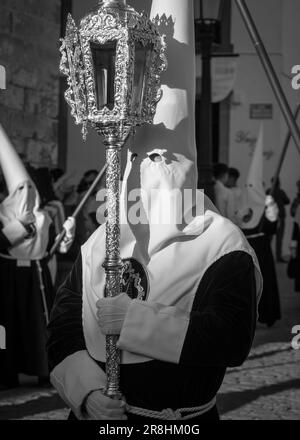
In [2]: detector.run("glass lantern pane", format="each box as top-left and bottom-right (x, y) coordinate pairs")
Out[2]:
(132, 42), (153, 115)
(91, 41), (116, 110)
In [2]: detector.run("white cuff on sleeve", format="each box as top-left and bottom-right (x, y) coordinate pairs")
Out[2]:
(2, 219), (28, 246)
(118, 300), (190, 364)
(50, 350), (106, 419)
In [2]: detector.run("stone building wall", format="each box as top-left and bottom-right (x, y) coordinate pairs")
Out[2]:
(0, 0), (61, 167)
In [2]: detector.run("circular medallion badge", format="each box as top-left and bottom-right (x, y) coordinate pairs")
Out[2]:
(121, 258), (149, 301)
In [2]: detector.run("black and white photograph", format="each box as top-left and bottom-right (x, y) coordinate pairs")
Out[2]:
(0, 0), (300, 431)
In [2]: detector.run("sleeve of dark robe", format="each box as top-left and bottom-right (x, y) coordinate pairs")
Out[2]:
(47, 253), (86, 371)
(48, 251), (256, 371)
(180, 251), (256, 367)
(0, 220), (29, 251)
(260, 215), (277, 236)
(0, 228), (12, 252)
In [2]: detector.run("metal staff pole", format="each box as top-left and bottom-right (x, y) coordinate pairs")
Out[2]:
(36, 260), (50, 326)
(235, 0), (300, 156)
(102, 135), (123, 398)
(270, 104), (300, 197)
(48, 164), (107, 259)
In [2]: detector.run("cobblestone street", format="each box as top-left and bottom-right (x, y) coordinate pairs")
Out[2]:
(0, 263), (299, 420)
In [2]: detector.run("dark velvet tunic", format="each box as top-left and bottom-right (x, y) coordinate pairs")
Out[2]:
(0, 224), (54, 383)
(243, 217), (281, 326)
(48, 250), (257, 420)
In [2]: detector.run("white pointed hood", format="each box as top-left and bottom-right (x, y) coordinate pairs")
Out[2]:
(241, 124), (266, 230)
(0, 124), (31, 194)
(81, 0), (262, 364)
(0, 124), (50, 260)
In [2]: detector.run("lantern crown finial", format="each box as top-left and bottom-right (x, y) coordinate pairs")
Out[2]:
(99, 0), (127, 8)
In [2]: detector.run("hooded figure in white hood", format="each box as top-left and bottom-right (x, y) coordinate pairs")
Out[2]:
(0, 122), (54, 388)
(0, 123), (75, 389)
(234, 125), (281, 327)
(48, 0), (262, 421)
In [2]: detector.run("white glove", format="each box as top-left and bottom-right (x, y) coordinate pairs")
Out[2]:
(59, 217), (76, 254)
(96, 292), (131, 335)
(265, 195), (279, 222)
(84, 390), (127, 420)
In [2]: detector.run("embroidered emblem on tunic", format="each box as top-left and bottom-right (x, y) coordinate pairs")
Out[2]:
(121, 258), (149, 301)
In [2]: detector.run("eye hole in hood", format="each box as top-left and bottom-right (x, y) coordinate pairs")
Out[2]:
(131, 153), (138, 162)
(148, 153), (163, 163)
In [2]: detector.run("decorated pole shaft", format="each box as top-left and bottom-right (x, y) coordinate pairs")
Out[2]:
(235, 0), (300, 156)
(103, 138), (123, 398)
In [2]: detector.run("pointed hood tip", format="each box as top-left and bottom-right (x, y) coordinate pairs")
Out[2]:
(0, 124), (31, 194)
(133, 0), (196, 164)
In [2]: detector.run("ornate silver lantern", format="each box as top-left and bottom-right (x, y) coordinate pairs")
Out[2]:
(60, 0), (167, 398)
